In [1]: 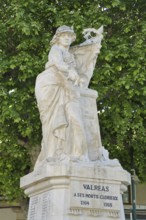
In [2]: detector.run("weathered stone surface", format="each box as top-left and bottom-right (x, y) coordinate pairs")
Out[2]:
(34, 25), (103, 169)
(20, 25), (131, 220)
(20, 163), (130, 220)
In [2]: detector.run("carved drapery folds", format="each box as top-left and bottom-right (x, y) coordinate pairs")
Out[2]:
(34, 25), (110, 169)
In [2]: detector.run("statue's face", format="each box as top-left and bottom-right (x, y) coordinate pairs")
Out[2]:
(58, 33), (73, 47)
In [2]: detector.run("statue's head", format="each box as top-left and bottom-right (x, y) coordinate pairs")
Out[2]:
(50, 25), (76, 46)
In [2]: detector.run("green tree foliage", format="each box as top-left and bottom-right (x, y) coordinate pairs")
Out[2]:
(0, 0), (146, 202)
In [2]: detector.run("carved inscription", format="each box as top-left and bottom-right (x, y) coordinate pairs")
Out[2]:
(42, 192), (52, 219)
(28, 192), (52, 220)
(70, 180), (121, 213)
(28, 196), (40, 220)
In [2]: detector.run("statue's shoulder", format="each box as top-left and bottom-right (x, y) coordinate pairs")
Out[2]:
(50, 45), (61, 53)
(49, 45), (62, 58)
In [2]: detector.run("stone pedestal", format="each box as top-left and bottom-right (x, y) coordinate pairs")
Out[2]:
(80, 89), (102, 160)
(20, 163), (130, 220)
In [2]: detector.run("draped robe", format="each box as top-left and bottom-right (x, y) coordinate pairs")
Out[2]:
(34, 45), (87, 167)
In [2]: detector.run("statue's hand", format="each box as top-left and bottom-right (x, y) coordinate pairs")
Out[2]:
(68, 69), (79, 81)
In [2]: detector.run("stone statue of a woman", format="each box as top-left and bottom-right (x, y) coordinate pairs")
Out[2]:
(35, 26), (88, 168)
(21, 27), (129, 220)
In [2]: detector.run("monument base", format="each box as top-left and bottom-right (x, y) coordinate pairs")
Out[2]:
(20, 162), (130, 220)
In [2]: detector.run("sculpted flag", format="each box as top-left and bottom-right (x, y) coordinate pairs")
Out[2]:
(70, 26), (103, 88)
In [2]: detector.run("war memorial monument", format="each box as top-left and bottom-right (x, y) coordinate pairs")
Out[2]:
(20, 25), (131, 220)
